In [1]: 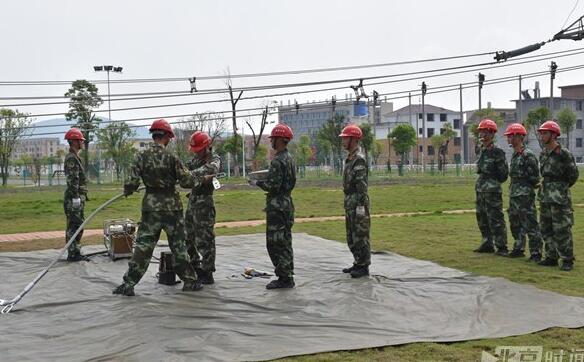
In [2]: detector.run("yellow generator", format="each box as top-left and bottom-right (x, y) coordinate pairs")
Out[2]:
(103, 219), (137, 260)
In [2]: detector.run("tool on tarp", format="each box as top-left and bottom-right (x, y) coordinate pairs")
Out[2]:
(241, 267), (273, 279)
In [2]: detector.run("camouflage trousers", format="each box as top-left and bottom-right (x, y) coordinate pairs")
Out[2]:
(540, 202), (575, 261)
(185, 196), (216, 272)
(122, 211), (197, 287)
(475, 192), (508, 250)
(508, 195), (543, 254)
(345, 206), (371, 267)
(266, 208), (294, 278)
(64, 201), (84, 256)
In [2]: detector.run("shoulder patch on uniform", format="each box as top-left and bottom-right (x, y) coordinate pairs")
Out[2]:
(353, 164), (366, 171)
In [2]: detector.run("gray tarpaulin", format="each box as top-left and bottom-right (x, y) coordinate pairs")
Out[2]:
(1, 233), (584, 361)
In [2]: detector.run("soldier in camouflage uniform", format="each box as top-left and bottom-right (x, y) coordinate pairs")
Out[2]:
(184, 131), (221, 285)
(339, 124), (371, 278)
(504, 123), (543, 261)
(249, 124), (297, 289)
(536, 120), (579, 271)
(113, 119), (202, 296)
(63, 128), (90, 262)
(473, 119), (509, 256)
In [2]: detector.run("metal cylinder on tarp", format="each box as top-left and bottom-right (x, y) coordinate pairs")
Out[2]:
(158, 251), (178, 285)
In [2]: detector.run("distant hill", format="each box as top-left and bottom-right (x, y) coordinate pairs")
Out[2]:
(27, 118), (151, 141)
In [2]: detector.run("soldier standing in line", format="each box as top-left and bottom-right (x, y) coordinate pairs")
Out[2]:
(473, 119), (509, 256)
(505, 123), (544, 261)
(339, 124), (371, 278)
(63, 128), (90, 262)
(249, 124), (297, 289)
(536, 120), (579, 271)
(113, 119), (202, 296)
(184, 131), (221, 285)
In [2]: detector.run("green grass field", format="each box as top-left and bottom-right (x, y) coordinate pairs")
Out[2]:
(1, 176), (584, 361)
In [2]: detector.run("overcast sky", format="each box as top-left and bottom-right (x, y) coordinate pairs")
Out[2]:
(1, 0), (584, 133)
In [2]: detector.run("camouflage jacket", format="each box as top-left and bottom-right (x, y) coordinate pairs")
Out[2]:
(185, 152), (221, 196)
(509, 146), (540, 197)
(64, 150), (87, 200)
(257, 149), (296, 213)
(539, 144), (579, 205)
(475, 144), (508, 193)
(125, 143), (192, 212)
(343, 148), (370, 210)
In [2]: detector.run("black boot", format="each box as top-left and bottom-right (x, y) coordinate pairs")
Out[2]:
(342, 265), (355, 273)
(67, 252), (89, 262)
(112, 283), (135, 296)
(199, 271), (215, 285)
(350, 265), (370, 278)
(508, 249), (525, 258)
(538, 257), (559, 267)
(182, 279), (203, 292)
(495, 247), (509, 257)
(560, 259), (574, 271)
(266, 277), (295, 290)
(473, 244), (495, 253)
(526, 253), (542, 263)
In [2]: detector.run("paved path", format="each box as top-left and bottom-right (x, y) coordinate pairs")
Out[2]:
(2, 204), (582, 243)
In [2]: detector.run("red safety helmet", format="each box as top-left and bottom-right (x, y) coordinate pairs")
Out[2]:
(538, 120), (561, 136)
(477, 119), (498, 133)
(269, 123), (294, 140)
(149, 119), (175, 138)
(189, 131), (211, 153)
(64, 128), (85, 141)
(504, 123), (527, 136)
(339, 124), (363, 139)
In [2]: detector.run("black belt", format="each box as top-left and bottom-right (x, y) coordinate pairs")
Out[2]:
(146, 186), (176, 193)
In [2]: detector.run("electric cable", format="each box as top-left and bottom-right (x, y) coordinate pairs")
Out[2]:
(20, 63), (584, 138)
(1, 46), (583, 104)
(0, 50), (497, 86)
(3, 48), (584, 118)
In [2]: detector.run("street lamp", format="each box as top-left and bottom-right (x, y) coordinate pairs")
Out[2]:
(93, 65), (123, 121)
(93, 65), (123, 184)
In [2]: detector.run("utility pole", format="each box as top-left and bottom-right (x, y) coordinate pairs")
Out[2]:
(550, 61), (557, 112)
(478, 72), (485, 110)
(372, 90), (379, 140)
(518, 75), (523, 123)
(410, 92), (415, 163)
(421, 82), (427, 171)
(242, 121), (246, 178)
(331, 96), (336, 119)
(459, 84), (464, 164)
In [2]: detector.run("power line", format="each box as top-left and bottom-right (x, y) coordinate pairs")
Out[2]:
(7, 49), (584, 119)
(19, 64), (584, 137)
(0, 51), (497, 86)
(1, 46), (583, 104)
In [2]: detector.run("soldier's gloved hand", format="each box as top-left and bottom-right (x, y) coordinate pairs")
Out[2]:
(202, 174), (214, 184)
(78, 186), (89, 201)
(248, 179), (258, 187)
(72, 198), (82, 209)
